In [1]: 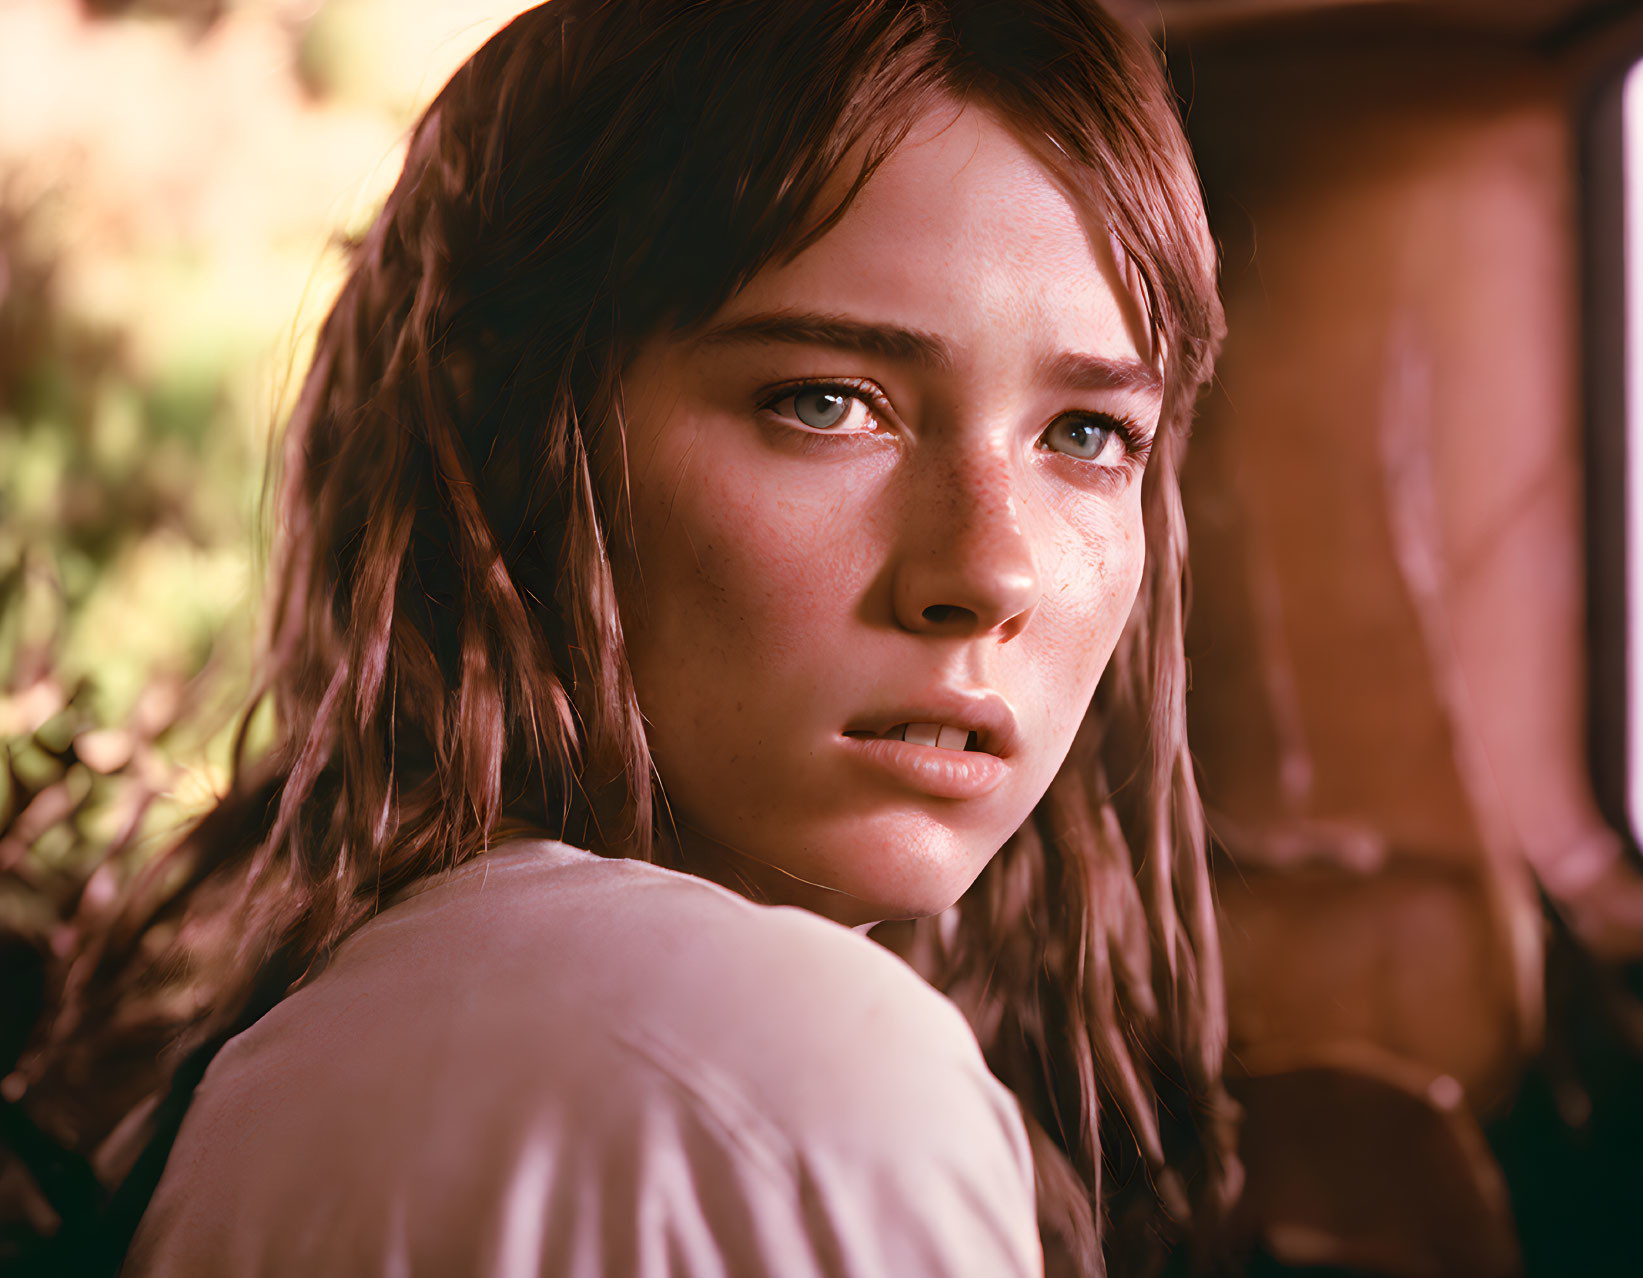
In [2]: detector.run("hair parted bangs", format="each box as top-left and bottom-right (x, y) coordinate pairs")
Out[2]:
(38, 3), (1234, 1274)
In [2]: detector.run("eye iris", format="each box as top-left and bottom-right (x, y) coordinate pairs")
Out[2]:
(794, 390), (849, 429)
(1052, 417), (1111, 459)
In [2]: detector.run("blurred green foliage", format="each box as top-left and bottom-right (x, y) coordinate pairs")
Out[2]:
(0, 0), (522, 968)
(0, 183), (259, 944)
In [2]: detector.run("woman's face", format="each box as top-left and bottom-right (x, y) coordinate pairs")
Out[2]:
(610, 102), (1160, 926)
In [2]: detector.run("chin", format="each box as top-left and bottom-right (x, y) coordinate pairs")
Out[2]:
(810, 822), (996, 926)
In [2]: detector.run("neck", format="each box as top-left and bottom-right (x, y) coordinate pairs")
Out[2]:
(658, 820), (885, 929)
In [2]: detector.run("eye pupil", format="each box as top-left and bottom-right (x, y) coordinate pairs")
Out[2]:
(1050, 416), (1112, 459)
(794, 390), (849, 429)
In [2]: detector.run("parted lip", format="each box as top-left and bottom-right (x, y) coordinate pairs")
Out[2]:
(843, 688), (1022, 759)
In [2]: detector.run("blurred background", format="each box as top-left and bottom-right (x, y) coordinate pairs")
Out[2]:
(1, 0), (1641, 1274)
(1167, 1), (1643, 1274)
(0, 0), (521, 939)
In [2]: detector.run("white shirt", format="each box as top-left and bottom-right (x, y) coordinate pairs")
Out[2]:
(125, 840), (1044, 1277)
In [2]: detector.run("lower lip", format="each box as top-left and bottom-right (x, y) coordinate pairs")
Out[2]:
(837, 734), (1009, 800)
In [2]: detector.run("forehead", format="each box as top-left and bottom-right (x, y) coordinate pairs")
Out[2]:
(717, 101), (1151, 366)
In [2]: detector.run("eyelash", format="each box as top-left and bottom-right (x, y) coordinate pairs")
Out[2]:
(757, 378), (1153, 472)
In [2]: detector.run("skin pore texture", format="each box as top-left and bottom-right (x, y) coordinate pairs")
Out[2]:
(608, 100), (1161, 928)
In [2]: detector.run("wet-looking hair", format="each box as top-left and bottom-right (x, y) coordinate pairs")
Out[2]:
(30, 2), (1234, 1273)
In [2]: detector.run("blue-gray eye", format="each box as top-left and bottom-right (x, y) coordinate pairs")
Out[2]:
(1043, 415), (1117, 461)
(793, 389), (850, 429)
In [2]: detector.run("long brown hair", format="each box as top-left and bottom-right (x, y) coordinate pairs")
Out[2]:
(23, 1), (1234, 1273)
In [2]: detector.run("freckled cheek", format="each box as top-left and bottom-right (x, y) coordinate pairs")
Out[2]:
(1041, 509), (1145, 694)
(1112, 513), (1146, 610)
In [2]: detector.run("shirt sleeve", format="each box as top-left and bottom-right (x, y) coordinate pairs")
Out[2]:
(515, 1018), (1047, 1278)
(125, 852), (1046, 1278)
(451, 882), (1048, 1278)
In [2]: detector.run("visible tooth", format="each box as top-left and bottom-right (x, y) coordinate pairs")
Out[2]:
(881, 724), (907, 741)
(903, 722), (942, 747)
(936, 724), (969, 751)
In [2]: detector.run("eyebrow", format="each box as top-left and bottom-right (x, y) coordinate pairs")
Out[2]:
(694, 308), (1162, 398)
(1036, 349), (1162, 397)
(695, 310), (954, 370)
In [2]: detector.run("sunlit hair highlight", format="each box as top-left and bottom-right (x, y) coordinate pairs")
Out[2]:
(36, 2), (1234, 1273)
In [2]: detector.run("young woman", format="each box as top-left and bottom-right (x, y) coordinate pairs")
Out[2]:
(21, 1), (1236, 1273)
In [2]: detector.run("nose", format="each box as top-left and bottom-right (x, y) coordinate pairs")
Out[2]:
(890, 442), (1042, 641)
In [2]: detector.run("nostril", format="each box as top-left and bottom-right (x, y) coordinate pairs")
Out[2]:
(921, 604), (973, 626)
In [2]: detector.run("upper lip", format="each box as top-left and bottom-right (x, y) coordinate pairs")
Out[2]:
(844, 688), (1022, 758)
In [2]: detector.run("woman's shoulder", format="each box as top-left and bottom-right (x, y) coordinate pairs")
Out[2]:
(193, 839), (1000, 1118)
(489, 843), (1002, 1112)
(127, 841), (1042, 1276)
(318, 839), (1005, 1132)
(348, 838), (968, 1040)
